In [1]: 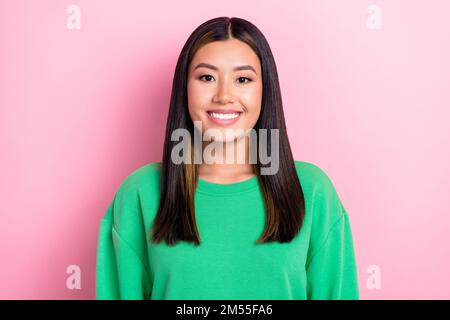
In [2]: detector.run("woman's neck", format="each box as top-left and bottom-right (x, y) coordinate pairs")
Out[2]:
(198, 136), (255, 183)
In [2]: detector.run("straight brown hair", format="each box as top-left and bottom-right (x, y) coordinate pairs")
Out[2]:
(151, 16), (305, 246)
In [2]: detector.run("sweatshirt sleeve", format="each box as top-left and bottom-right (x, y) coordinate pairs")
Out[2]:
(305, 209), (359, 300)
(96, 188), (152, 300)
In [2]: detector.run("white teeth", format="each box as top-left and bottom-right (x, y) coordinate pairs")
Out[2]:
(208, 112), (240, 120)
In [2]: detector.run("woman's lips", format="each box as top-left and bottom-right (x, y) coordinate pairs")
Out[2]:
(206, 111), (243, 126)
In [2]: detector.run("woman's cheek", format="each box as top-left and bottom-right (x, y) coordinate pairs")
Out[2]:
(244, 94), (262, 114)
(190, 86), (210, 109)
(188, 89), (203, 118)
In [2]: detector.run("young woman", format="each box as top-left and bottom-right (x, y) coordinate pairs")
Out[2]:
(96, 16), (359, 300)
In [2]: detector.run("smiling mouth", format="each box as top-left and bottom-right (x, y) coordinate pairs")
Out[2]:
(205, 110), (243, 126)
(207, 111), (242, 120)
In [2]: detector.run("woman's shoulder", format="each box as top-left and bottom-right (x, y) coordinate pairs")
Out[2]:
(106, 162), (162, 228)
(293, 160), (337, 191)
(115, 161), (162, 196)
(293, 159), (346, 222)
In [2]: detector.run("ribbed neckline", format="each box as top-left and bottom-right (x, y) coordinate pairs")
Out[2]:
(196, 175), (259, 195)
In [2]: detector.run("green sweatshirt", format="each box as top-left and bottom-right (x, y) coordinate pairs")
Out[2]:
(96, 160), (359, 300)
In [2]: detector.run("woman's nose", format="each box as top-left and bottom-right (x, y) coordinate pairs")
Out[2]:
(213, 79), (235, 104)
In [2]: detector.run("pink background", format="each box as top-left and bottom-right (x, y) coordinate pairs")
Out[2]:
(1, 0), (449, 299)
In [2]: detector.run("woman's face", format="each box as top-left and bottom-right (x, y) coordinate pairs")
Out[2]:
(187, 38), (263, 142)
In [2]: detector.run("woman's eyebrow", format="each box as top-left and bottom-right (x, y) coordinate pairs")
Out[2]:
(193, 62), (257, 75)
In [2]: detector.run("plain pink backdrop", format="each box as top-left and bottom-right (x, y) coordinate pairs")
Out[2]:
(1, 0), (449, 299)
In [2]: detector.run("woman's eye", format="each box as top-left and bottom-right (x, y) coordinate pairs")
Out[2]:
(237, 77), (252, 84)
(199, 75), (214, 82)
(198, 75), (252, 84)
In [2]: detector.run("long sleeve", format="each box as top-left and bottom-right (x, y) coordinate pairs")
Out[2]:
(96, 188), (152, 300)
(305, 210), (359, 300)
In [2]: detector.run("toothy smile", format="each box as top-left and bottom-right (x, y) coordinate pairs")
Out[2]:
(206, 109), (243, 126)
(207, 112), (241, 120)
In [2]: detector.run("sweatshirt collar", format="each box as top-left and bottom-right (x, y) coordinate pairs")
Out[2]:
(196, 175), (259, 195)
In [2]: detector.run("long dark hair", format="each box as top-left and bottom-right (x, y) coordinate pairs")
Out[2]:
(151, 16), (305, 246)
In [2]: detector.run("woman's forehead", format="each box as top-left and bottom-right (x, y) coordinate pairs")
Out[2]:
(189, 39), (261, 72)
